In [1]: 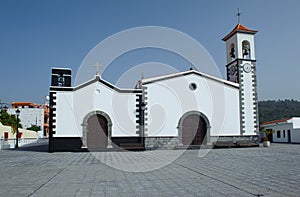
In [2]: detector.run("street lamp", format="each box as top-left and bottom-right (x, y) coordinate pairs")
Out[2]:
(3, 105), (8, 111)
(15, 109), (20, 148)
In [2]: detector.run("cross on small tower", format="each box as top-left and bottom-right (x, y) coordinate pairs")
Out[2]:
(141, 72), (144, 79)
(235, 8), (243, 24)
(93, 61), (101, 76)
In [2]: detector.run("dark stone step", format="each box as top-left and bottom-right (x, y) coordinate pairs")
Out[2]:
(175, 145), (213, 150)
(213, 140), (259, 149)
(119, 143), (145, 151)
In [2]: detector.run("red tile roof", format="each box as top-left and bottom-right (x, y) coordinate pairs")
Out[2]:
(222, 23), (258, 41)
(12, 102), (39, 108)
(260, 118), (292, 126)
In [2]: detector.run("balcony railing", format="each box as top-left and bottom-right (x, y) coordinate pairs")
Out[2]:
(0, 138), (38, 150)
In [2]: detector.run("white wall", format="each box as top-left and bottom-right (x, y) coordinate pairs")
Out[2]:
(55, 92), (78, 137)
(55, 80), (138, 137)
(263, 124), (292, 143)
(291, 129), (300, 143)
(291, 118), (300, 129)
(92, 82), (138, 137)
(144, 73), (240, 137)
(241, 61), (256, 135)
(0, 122), (37, 139)
(8, 108), (44, 131)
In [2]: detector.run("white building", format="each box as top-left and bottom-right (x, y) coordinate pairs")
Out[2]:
(8, 102), (44, 132)
(0, 122), (38, 149)
(260, 118), (300, 143)
(49, 23), (259, 151)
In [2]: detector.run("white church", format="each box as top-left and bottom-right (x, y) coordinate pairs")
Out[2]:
(48, 23), (259, 151)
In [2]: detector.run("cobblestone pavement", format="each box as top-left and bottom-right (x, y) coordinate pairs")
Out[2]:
(0, 142), (299, 197)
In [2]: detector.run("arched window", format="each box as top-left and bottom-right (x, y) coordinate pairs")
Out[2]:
(242, 41), (251, 59)
(229, 43), (235, 60)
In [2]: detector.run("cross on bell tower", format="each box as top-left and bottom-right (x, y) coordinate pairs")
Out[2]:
(235, 8), (243, 24)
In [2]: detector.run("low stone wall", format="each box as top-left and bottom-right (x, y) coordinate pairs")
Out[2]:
(215, 135), (259, 142)
(145, 136), (259, 150)
(209, 135), (259, 145)
(145, 137), (179, 150)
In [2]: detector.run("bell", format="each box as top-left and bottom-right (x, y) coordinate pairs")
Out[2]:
(230, 48), (235, 58)
(243, 49), (249, 56)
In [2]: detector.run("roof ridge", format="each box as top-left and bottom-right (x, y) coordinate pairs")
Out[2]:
(141, 69), (239, 88)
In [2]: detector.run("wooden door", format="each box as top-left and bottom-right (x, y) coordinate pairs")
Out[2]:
(182, 114), (207, 145)
(87, 114), (108, 148)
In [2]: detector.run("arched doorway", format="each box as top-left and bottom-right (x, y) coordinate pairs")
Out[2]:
(178, 111), (209, 146)
(82, 111), (113, 149)
(87, 114), (108, 148)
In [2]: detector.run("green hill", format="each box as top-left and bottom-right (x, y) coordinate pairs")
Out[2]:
(258, 99), (300, 123)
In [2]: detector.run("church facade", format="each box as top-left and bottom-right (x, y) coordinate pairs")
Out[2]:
(48, 24), (259, 152)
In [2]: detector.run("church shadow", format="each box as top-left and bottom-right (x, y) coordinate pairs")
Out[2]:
(17, 143), (48, 152)
(12, 139), (49, 152)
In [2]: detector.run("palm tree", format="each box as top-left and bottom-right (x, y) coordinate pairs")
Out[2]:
(260, 128), (274, 142)
(0, 110), (22, 134)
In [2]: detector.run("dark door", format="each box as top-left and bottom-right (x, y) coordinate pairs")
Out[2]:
(87, 114), (108, 148)
(4, 132), (8, 141)
(182, 114), (207, 145)
(287, 130), (291, 143)
(267, 132), (273, 142)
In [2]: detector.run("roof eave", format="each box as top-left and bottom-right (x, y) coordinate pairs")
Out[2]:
(141, 70), (240, 89)
(222, 29), (258, 41)
(222, 23), (258, 41)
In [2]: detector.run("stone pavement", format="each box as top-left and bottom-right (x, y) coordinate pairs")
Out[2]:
(0, 142), (300, 197)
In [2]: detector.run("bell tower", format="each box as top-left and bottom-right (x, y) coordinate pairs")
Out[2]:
(222, 23), (259, 135)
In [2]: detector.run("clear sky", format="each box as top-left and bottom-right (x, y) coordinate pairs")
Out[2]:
(1, 0), (300, 104)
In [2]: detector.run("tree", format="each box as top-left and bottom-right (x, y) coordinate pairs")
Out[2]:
(259, 99), (300, 123)
(0, 110), (22, 134)
(260, 128), (275, 142)
(27, 125), (40, 132)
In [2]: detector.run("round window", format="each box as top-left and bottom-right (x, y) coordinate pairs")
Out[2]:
(189, 83), (197, 91)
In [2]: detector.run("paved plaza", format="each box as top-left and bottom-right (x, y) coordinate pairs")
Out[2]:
(0, 142), (300, 197)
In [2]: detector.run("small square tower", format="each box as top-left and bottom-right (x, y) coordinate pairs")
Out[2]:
(51, 68), (72, 87)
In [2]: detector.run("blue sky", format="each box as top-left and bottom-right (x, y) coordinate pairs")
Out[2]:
(0, 0), (300, 104)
